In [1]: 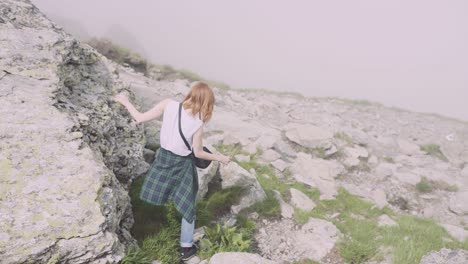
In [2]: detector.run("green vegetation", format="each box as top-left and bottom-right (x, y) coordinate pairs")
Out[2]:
(214, 143), (248, 157)
(420, 144), (449, 162)
(290, 188), (468, 264)
(121, 203), (181, 264)
(292, 259), (320, 264)
(196, 186), (247, 227)
(383, 156), (395, 163)
(334, 132), (354, 145)
(416, 177), (433, 193)
(199, 224), (252, 259)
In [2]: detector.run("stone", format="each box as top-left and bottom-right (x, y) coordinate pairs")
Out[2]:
(420, 248), (468, 264)
(441, 223), (468, 242)
(260, 149), (281, 162)
(208, 252), (277, 264)
(0, 1), (146, 262)
(461, 166), (468, 178)
(234, 154), (250, 162)
(273, 140), (297, 158)
(196, 159), (219, 200)
(343, 146), (369, 167)
(397, 138), (420, 156)
(285, 124), (333, 149)
(143, 148), (156, 164)
(371, 188), (388, 209)
(377, 215), (398, 227)
(291, 153), (344, 200)
(219, 163), (266, 213)
(449, 192), (468, 215)
(253, 134), (278, 150)
(271, 159), (289, 172)
(289, 188), (316, 211)
(255, 218), (340, 262)
(394, 172), (421, 185)
(273, 191), (294, 219)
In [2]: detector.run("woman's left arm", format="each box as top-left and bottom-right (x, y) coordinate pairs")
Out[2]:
(114, 94), (170, 125)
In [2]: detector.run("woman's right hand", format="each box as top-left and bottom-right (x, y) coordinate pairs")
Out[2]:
(218, 154), (231, 165)
(113, 93), (130, 106)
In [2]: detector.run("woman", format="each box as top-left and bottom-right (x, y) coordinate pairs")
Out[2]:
(113, 81), (230, 261)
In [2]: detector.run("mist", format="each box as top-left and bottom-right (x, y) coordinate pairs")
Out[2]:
(32, 0), (468, 121)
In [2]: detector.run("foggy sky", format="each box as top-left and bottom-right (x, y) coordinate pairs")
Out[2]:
(32, 0), (468, 121)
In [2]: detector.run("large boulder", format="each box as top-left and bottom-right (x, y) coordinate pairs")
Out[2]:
(449, 192), (468, 215)
(0, 1), (146, 262)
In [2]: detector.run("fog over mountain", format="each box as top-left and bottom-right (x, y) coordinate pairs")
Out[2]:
(32, 0), (468, 121)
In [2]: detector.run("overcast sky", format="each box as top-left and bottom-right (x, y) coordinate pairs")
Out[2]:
(32, 0), (468, 121)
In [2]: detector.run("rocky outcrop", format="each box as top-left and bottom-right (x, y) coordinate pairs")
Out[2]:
(0, 1), (146, 262)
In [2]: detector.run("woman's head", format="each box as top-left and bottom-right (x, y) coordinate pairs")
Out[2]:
(183, 81), (215, 123)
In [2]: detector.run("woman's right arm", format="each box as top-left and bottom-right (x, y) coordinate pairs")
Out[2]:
(192, 125), (230, 165)
(113, 93), (170, 125)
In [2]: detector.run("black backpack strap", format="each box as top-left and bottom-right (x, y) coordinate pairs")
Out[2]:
(178, 103), (192, 151)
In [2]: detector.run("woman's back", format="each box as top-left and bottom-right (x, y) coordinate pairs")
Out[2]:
(160, 99), (203, 156)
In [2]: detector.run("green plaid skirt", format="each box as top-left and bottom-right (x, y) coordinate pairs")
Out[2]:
(139, 147), (198, 223)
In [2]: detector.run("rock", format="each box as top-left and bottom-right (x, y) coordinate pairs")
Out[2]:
(208, 252), (277, 264)
(273, 140), (297, 158)
(273, 191), (294, 219)
(271, 159), (289, 172)
(368, 155), (379, 165)
(285, 124), (333, 149)
(143, 148), (156, 164)
(461, 166), (468, 178)
(291, 153), (344, 200)
(394, 172), (421, 186)
(375, 163), (396, 179)
(343, 146), (369, 167)
(196, 158), (219, 200)
(420, 248), (468, 264)
(219, 163), (266, 213)
(371, 189), (388, 209)
(256, 218), (340, 262)
(234, 154), (250, 162)
(0, 1), (144, 262)
(449, 192), (468, 215)
(441, 223), (468, 242)
(289, 188), (316, 211)
(144, 122), (161, 152)
(397, 139), (420, 156)
(260, 149), (281, 162)
(377, 215), (398, 227)
(253, 134), (278, 150)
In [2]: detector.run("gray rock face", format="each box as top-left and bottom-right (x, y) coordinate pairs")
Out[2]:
(449, 192), (468, 215)
(420, 248), (468, 264)
(0, 1), (145, 262)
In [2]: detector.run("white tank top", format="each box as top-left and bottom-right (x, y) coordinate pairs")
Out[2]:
(160, 99), (204, 156)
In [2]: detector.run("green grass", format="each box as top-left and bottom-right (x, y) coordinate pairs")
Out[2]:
(128, 177), (172, 242)
(420, 144), (449, 162)
(416, 177), (433, 193)
(121, 204), (181, 264)
(288, 188), (468, 264)
(334, 132), (354, 145)
(196, 186), (247, 227)
(214, 143), (249, 157)
(383, 156), (395, 163)
(199, 224), (252, 259)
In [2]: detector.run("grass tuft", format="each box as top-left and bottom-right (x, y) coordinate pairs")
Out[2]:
(420, 144), (448, 162)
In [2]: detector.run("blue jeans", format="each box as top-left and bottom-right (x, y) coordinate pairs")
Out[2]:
(180, 217), (195, 247)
